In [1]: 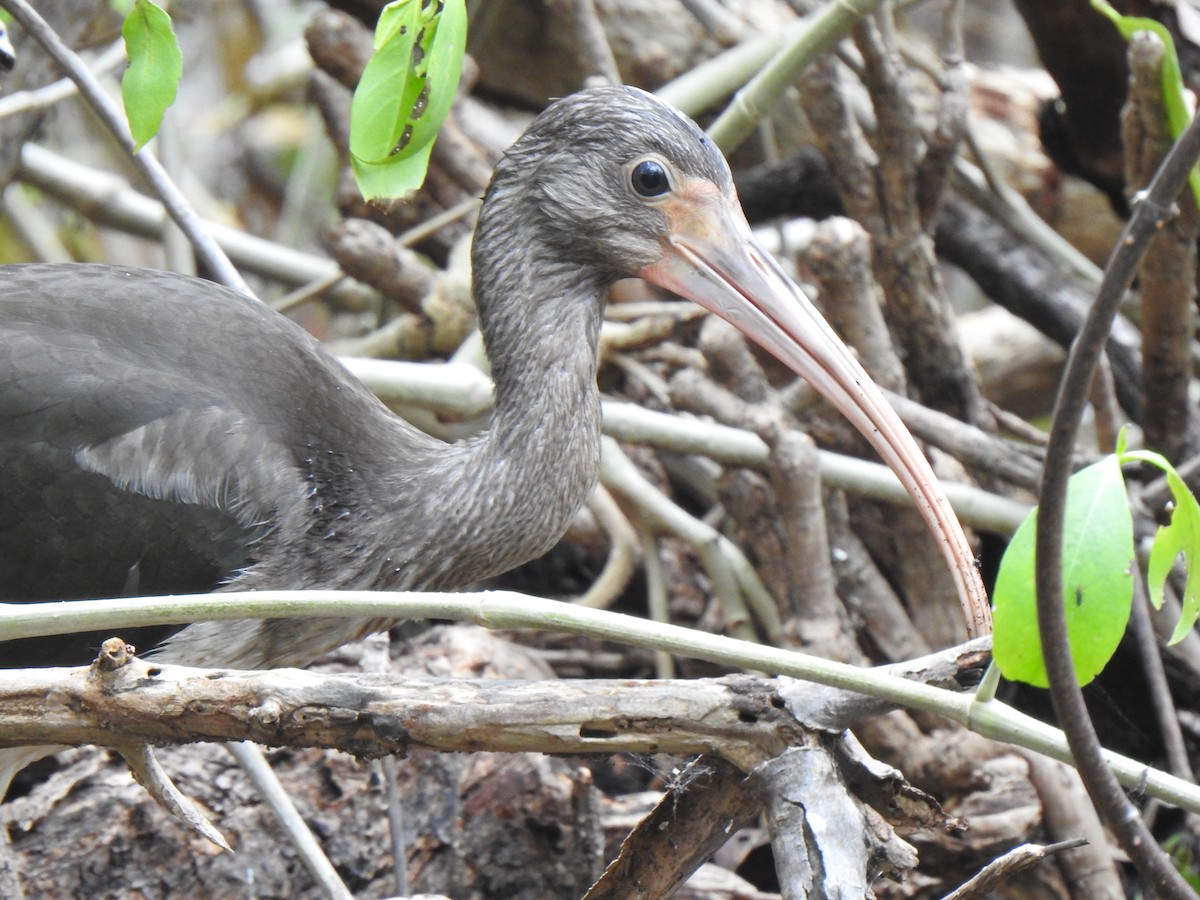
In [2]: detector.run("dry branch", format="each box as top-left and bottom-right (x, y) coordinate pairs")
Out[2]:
(2, 637), (982, 893)
(585, 756), (762, 899)
(1, 651), (797, 770)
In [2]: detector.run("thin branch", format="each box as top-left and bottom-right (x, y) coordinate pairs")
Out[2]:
(573, 485), (640, 610)
(225, 741), (354, 900)
(0, 38), (125, 119)
(851, 10), (984, 423)
(0, 0), (249, 294)
(1020, 753), (1123, 896)
(1129, 568), (1194, 783)
(117, 741), (231, 852)
(706, 0), (885, 152)
(3, 589), (1200, 814)
(596, 400), (1030, 535)
(600, 436), (767, 642)
(939, 839), (1088, 900)
(915, 0), (966, 225)
(17, 145), (339, 287)
(638, 525), (676, 679)
(1035, 94), (1200, 900)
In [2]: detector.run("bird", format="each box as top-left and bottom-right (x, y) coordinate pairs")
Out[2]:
(0, 85), (987, 674)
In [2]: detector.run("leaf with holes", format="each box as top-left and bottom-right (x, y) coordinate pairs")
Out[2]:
(349, 0), (466, 199)
(121, 0), (182, 150)
(1121, 447), (1200, 644)
(992, 455), (1134, 687)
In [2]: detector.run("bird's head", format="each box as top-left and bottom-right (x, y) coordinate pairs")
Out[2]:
(474, 85), (989, 639)
(481, 85), (735, 278)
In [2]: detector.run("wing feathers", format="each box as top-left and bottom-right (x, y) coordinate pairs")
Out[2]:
(74, 406), (301, 531)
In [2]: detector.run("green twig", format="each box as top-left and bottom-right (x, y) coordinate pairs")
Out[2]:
(4, 589), (1200, 814)
(706, 0), (884, 153)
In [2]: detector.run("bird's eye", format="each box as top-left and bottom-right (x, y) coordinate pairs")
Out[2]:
(630, 159), (671, 198)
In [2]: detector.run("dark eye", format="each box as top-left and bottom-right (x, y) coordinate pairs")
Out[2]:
(630, 159), (671, 198)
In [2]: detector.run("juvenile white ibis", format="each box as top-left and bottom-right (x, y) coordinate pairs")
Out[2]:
(0, 85), (988, 672)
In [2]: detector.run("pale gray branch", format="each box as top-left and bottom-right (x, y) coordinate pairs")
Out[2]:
(17, 144), (339, 287)
(1, 655), (797, 772)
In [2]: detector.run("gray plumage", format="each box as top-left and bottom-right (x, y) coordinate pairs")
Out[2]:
(0, 86), (736, 668)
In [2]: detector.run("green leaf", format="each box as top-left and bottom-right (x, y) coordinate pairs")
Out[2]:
(349, 0), (467, 199)
(351, 140), (435, 204)
(1121, 447), (1200, 643)
(993, 456), (1134, 687)
(121, 0), (182, 150)
(1091, 0), (1200, 208)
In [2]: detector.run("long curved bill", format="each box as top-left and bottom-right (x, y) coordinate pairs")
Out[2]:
(638, 191), (991, 639)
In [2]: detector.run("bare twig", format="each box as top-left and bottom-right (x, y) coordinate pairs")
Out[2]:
(637, 526), (676, 679)
(850, 11), (984, 424)
(0, 0), (249, 294)
(17, 145), (338, 287)
(0, 37), (124, 119)
(583, 757), (761, 898)
(226, 742), (353, 900)
(117, 742), (231, 852)
(3, 658), (796, 769)
(882, 389), (1044, 489)
(706, 0), (887, 152)
(916, 0), (967, 225)
(824, 491), (931, 661)
(377, 755), (410, 896)
(766, 429), (853, 655)
(1129, 569), (1194, 784)
(939, 838), (1088, 900)
(1020, 754), (1124, 897)
(574, 485), (640, 611)
(802, 216), (906, 393)
(601, 436), (781, 643)
(1036, 84), (1200, 900)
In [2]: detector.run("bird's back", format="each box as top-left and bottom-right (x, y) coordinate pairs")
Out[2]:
(0, 264), (410, 666)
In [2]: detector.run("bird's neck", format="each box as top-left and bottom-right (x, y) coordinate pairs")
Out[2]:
(416, 234), (607, 584)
